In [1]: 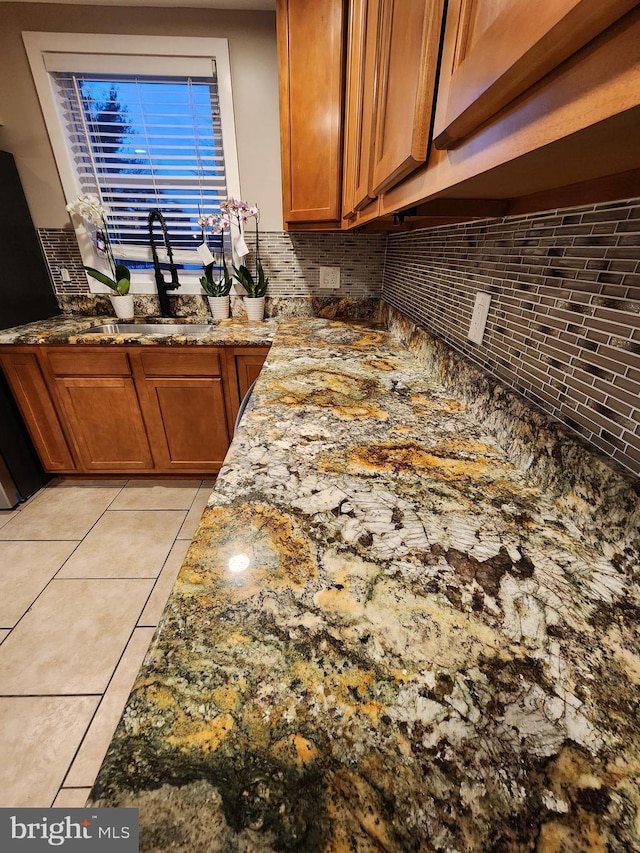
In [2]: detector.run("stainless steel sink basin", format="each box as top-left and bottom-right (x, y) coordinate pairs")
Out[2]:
(83, 323), (216, 335)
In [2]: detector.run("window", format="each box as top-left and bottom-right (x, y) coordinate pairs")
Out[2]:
(53, 72), (226, 271)
(24, 34), (241, 293)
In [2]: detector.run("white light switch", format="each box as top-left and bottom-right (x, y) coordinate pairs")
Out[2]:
(468, 292), (491, 345)
(319, 266), (340, 290)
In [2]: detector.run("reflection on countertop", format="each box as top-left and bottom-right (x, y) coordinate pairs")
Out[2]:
(12, 312), (640, 850)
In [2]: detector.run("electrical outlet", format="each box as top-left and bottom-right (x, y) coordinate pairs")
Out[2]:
(468, 292), (491, 345)
(59, 267), (71, 282)
(319, 266), (340, 290)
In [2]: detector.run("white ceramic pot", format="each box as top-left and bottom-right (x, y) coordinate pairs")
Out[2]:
(110, 294), (134, 320)
(208, 295), (230, 320)
(244, 296), (266, 322)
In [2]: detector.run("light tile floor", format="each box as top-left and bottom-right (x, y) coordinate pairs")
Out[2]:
(0, 477), (214, 808)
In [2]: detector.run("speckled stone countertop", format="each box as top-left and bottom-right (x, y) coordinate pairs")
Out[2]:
(72, 316), (640, 852)
(0, 314), (277, 346)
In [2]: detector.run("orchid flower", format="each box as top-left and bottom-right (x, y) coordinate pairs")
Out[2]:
(66, 194), (130, 294)
(199, 200), (267, 298)
(66, 194), (108, 228)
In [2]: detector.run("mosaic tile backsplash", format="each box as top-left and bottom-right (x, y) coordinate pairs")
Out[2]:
(38, 228), (87, 293)
(38, 228), (386, 298)
(258, 231), (386, 297)
(383, 199), (640, 477)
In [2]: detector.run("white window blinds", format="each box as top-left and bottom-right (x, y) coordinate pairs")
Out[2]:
(50, 66), (228, 263)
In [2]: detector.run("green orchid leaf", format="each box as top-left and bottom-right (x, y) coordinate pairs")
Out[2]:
(213, 277), (228, 297)
(232, 264), (253, 294)
(234, 264), (251, 284)
(115, 263), (131, 281)
(84, 266), (117, 290)
(256, 259), (269, 297)
(116, 278), (131, 295)
(221, 260), (233, 295)
(201, 263), (232, 297)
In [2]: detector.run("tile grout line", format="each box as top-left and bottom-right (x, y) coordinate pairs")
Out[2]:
(1, 480), (131, 639)
(132, 479), (205, 625)
(0, 541), (84, 638)
(0, 477), (206, 807)
(56, 626), (152, 802)
(56, 479), (205, 802)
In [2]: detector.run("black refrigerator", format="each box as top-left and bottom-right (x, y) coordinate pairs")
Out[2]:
(0, 150), (61, 507)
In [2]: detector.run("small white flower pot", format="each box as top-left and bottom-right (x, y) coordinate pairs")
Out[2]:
(110, 294), (134, 320)
(244, 296), (265, 322)
(207, 295), (230, 320)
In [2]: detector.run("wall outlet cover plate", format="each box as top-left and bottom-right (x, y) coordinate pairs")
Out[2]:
(468, 291), (491, 345)
(319, 266), (340, 290)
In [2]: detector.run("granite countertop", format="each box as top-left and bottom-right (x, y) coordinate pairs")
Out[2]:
(0, 314), (277, 347)
(69, 316), (640, 852)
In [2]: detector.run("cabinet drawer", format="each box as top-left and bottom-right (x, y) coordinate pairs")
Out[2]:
(138, 350), (221, 377)
(47, 349), (131, 376)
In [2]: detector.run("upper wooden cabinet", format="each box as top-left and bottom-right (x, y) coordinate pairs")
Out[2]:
(369, 0), (446, 195)
(277, 0), (347, 228)
(343, 0), (378, 218)
(433, 0), (638, 149)
(382, 2), (640, 222)
(278, 0), (640, 230)
(342, 0), (446, 219)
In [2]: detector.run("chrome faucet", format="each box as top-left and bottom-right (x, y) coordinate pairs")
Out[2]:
(148, 209), (180, 317)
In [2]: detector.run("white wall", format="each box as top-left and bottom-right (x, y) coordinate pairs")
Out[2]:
(0, 2), (283, 230)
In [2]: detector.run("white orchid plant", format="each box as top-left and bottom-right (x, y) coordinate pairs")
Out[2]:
(196, 209), (233, 298)
(198, 199), (268, 298)
(66, 194), (131, 295)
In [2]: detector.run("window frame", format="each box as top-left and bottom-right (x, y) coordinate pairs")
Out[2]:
(24, 32), (242, 293)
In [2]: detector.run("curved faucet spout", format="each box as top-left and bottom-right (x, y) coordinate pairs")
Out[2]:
(148, 209), (181, 317)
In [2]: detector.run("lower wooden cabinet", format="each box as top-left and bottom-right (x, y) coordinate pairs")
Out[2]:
(0, 344), (270, 475)
(0, 350), (75, 471)
(234, 348), (271, 400)
(132, 349), (234, 474)
(142, 379), (230, 471)
(53, 376), (154, 471)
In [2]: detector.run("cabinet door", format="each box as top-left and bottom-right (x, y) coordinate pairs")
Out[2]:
(235, 349), (269, 401)
(0, 352), (75, 472)
(140, 379), (230, 472)
(433, 0), (637, 149)
(369, 0), (445, 195)
(54, 377), (153, 471)
(343, 0), (380, 218)
(277, 0), (346, 226)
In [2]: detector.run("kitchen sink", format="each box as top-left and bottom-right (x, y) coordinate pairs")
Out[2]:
(83, 323), (217, 335)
